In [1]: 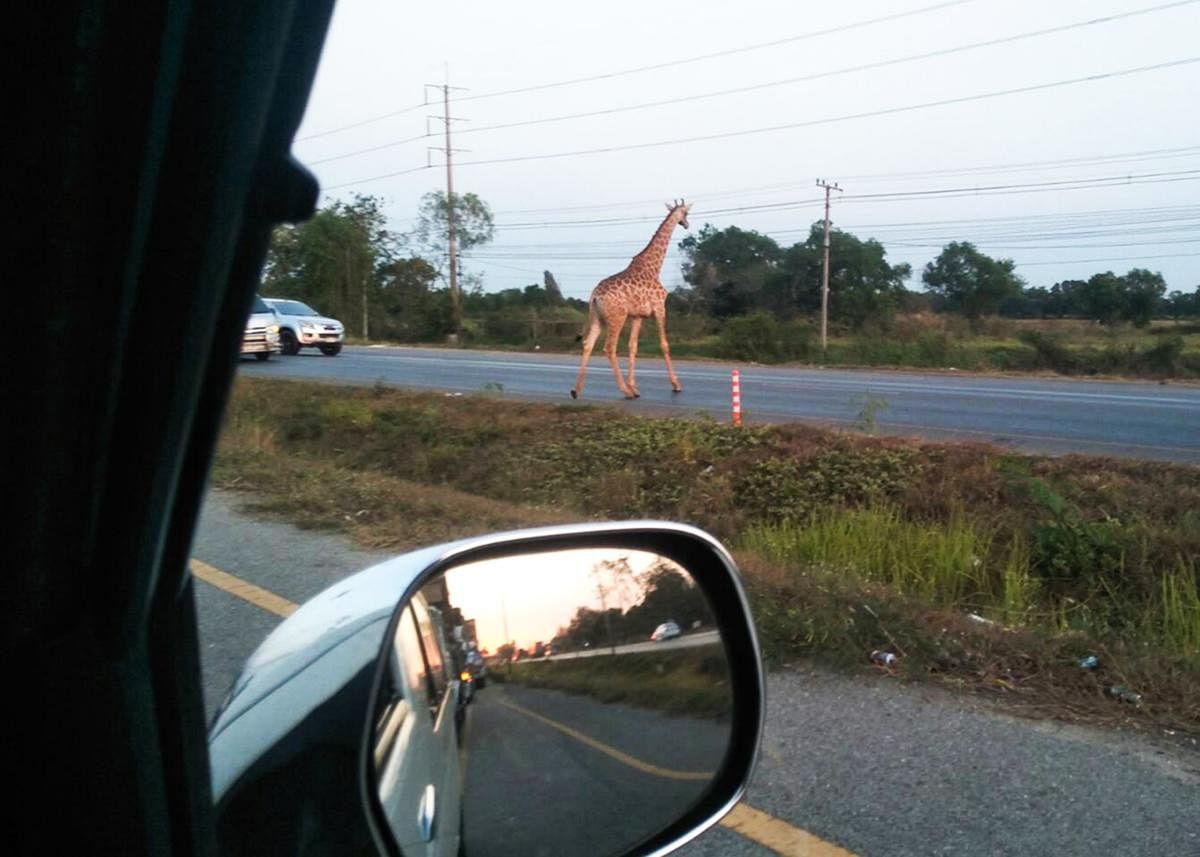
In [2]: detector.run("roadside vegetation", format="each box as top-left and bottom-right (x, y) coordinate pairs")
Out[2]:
(214, 378), (1200, 737)
(261, 193), (1200, 380)
(490, 647), (732, 719)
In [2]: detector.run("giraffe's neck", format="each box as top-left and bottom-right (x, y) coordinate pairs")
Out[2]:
(629, 212), (678, 278)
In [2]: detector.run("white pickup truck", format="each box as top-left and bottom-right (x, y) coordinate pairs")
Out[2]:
(264, 298), (345, 356)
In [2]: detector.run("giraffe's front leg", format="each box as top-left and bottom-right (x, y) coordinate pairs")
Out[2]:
(654, 309), (683, 393)
(626, 317), (642, 398)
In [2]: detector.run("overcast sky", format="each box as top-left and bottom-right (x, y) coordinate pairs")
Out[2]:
(292, 0), (1200, 298)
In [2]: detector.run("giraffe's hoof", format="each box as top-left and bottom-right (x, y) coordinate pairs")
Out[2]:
(570, 389), (578, 399)
(671, 387), (683, 394)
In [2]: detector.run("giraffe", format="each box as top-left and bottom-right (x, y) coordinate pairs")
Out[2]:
(571, 199), (690, 400)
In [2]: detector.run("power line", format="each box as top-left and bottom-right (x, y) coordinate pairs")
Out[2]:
(292, 0), (981, 146)
(307, 133), (429, 166)
(889, 236), (1200, 250)
(454, 1), (1200, 139)
(447, 57), (1200, 170)
(478, 146), (1200, 218)
(316, 57), (1200, 191)
(486, 169), (1200, 230)
(296, 101), (426, 142)
(839, 203), (1200, 231)
(456, 0), (982, 104)
(1014, 251), (1200, 267)
(323, 164), (430, 191)
(841, 168), (1200, 201)
(302, 1), (1200, 169)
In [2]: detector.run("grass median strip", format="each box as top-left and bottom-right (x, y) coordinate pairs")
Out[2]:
(493, 646), (732, 718)
(212, 378), (1200, 738)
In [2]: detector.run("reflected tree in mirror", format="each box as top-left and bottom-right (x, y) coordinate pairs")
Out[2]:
(371, 547), (733, 857)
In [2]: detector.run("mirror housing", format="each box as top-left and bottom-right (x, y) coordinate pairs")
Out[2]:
(209, 522), (763, 857)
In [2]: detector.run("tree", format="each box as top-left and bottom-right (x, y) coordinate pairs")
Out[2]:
(677, 222), (909, 329)
(922, 242), (1023, 321)
(1164, 287), (1200, 321)
(543, 270), (565, 305)
(1119, 268), (1167, 328)
(1045, 279), (1086, 318)
(1077, 271), (1124, 325)
(407, 190), (495, 339)
(622, 563), (713, 638)
(776, 223), (911, 328)
(679, 224), (783, 318)
(376, 256), (451, 341)
(261, 194), (393, 337)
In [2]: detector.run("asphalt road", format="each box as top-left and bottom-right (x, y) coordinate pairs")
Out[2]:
(239, 346), (1200, 463)
(193, 490), (1200, 856)
(461, 684), (727, 857)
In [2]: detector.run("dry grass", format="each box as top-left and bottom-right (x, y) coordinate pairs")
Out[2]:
(214, 426), (571, 551)
(213, 377), (1200, 737)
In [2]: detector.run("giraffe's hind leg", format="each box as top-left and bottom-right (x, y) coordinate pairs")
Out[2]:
(572, 304), (603, 398)
(603, 310), (635, 398)
(626, 317), (642, 398)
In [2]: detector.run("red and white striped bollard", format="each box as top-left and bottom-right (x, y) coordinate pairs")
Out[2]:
(732, 369), (742, 426)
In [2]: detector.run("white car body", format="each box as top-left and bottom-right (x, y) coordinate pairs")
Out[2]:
(651, 621), (682, 642)
(375, 591), (463, 857)
(241, 295), (280, 359)
(264, 297), (345, 355)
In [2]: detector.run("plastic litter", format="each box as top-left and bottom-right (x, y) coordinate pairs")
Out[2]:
(1077, 655), (1099, 669)
(870, 649), (898, 667)
(1107, 685), (1142, 706)
(966, 613), (995, 625)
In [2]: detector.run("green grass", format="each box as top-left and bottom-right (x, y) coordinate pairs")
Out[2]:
(742, 508), (990, 606)
(213, 378), (1200, 735)
(491, 646), (732, 719)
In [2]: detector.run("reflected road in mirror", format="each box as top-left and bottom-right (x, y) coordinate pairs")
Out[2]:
(372, 546), (733, 857)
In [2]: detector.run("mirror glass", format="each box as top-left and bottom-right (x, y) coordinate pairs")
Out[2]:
(370, 547), (733, 857)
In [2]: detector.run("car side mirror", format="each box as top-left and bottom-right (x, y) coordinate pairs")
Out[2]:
(209, 523), (763, 857)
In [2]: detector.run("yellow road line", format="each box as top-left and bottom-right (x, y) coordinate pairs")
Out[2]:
(494, 694), (713, 782)
(191, 558), (858, 856)
(721, 803), (858, 856)
(190, 558), (298, 618)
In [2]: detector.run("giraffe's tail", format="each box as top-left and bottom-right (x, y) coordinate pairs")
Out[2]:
(575, 296), (601, 343)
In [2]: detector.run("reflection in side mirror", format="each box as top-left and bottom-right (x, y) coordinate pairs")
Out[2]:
(370, 545), (737, 857)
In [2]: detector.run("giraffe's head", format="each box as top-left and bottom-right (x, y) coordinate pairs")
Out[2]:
(665, 198), (692, 230)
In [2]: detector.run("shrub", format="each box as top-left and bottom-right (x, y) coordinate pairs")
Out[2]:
(716, 313), (810, 363)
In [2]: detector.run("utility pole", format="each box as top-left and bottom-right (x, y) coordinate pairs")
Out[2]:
(425, 77), (469, 342)
(816, 178), (843, 354)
